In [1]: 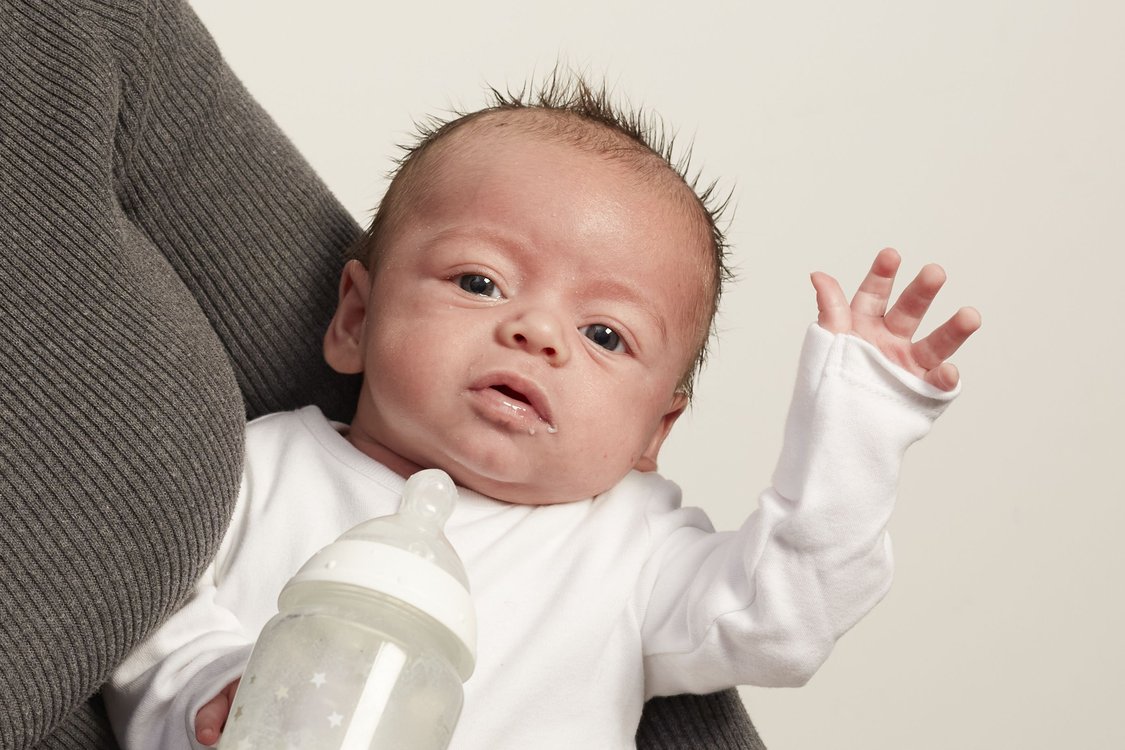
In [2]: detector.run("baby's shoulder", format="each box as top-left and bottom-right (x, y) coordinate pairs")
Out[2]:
(597, 471), (714, 535)
(602, 470), (681, 508)
(245, 405), (331, 448)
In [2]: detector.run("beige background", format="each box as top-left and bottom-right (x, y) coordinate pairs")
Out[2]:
(189, 1), (1124, 747)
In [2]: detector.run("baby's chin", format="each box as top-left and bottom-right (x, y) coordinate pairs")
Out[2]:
(348, 427), (633, 504)
(441, 465), (634, 508)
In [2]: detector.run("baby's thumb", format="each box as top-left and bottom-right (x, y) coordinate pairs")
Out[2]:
(811, 272), (850, 333)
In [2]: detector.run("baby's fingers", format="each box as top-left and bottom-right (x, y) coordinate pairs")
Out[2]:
(811, 271), (851, 333)
(194, 700), (225, 747)
(885, 263), (946, 339)
(851, 247), (901, 317)
(195, 679), (240, 747)
(924, 362), (961, 391)
(911, 307), (982, 372)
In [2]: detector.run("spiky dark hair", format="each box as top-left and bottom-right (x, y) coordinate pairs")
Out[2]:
(350, 71), (732, 398)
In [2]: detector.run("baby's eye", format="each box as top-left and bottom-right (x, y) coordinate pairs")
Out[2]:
(457, 274), (501, 299)
(581, 324), (626, 353)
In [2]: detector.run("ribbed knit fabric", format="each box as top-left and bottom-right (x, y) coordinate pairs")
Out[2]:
(27, 696), (115, 750)
(638, 694), (767, 750)
(1, 0), (358, 746)
(0, 1), (765, 747)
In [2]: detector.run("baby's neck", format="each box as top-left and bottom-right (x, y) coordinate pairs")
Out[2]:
(342, 425), (424, 481)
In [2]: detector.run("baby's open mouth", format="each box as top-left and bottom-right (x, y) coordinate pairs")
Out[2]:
(484, 383), (558, 434)
(491, 384), (531, 405)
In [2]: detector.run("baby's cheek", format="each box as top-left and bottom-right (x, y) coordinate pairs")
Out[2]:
(570, 427), (644, 491)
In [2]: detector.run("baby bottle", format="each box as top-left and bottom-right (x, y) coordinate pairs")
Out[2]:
(217, 469), (475, 750)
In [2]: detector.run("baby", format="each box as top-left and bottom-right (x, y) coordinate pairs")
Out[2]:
(105, 79), (979, 749)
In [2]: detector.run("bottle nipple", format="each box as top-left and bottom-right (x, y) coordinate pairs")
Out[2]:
(400, 469), (457, 530)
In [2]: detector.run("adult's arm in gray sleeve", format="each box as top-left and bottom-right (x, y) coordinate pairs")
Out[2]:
(0, 0), (357, 746)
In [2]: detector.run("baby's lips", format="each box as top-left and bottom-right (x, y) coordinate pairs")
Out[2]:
(471, 370), (557, 429)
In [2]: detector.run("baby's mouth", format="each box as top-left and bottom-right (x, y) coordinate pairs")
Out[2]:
(491, 384), (531, 405)
(476, 379), (559, 434)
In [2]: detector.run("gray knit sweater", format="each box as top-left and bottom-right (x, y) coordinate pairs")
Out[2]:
(0, 1), (764, 748)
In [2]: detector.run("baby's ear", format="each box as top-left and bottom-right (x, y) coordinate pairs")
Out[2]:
(323, 260), (371, 375)
(633, 392), (688, 473)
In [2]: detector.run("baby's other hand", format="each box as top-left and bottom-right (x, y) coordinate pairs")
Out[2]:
(811, 248), (981, 391)
(194, 678), (240, 747)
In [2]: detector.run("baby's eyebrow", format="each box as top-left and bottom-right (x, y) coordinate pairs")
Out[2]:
(419, 225), (521, 258)
(583, 277), (667, 339)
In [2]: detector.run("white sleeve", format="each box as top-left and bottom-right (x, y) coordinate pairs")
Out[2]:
(103, 498), (256, 749)
(640, 324), (959, 696)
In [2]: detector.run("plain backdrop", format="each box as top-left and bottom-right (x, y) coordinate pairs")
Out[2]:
(188, 2), (1124, 748)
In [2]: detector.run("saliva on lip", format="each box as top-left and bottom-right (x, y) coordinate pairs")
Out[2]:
(491, 390), (557, 435)
(527, 421), (559, 436)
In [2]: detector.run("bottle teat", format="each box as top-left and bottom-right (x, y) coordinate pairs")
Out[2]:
(400, 468), (457, 528)
(332, 469), (468, 588)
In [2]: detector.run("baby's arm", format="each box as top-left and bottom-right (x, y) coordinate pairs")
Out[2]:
(810, 247), (980, 390)
(103, 570), (253, 749)
(640, 248), (978, 695)
(103, 574), (253, 749)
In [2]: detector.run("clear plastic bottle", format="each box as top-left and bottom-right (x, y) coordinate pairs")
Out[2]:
(217, 469), (475, 750)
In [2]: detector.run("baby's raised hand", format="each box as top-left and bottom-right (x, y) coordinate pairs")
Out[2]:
(811, 248), (980, 391)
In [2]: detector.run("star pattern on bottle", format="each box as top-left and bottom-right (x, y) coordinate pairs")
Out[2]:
(327, 711), (344, 728)
(310, 672), (327, 688)
(274, 685), (289, 700)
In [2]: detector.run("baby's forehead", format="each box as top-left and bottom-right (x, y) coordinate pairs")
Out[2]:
(415, 113), (714, 324)
(416, 110), (704, 225)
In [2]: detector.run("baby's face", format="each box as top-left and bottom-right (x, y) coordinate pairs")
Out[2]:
(334, 123), (712, 504)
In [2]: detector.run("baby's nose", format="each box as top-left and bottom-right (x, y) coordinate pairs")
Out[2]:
(497, 309), (571, 365)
